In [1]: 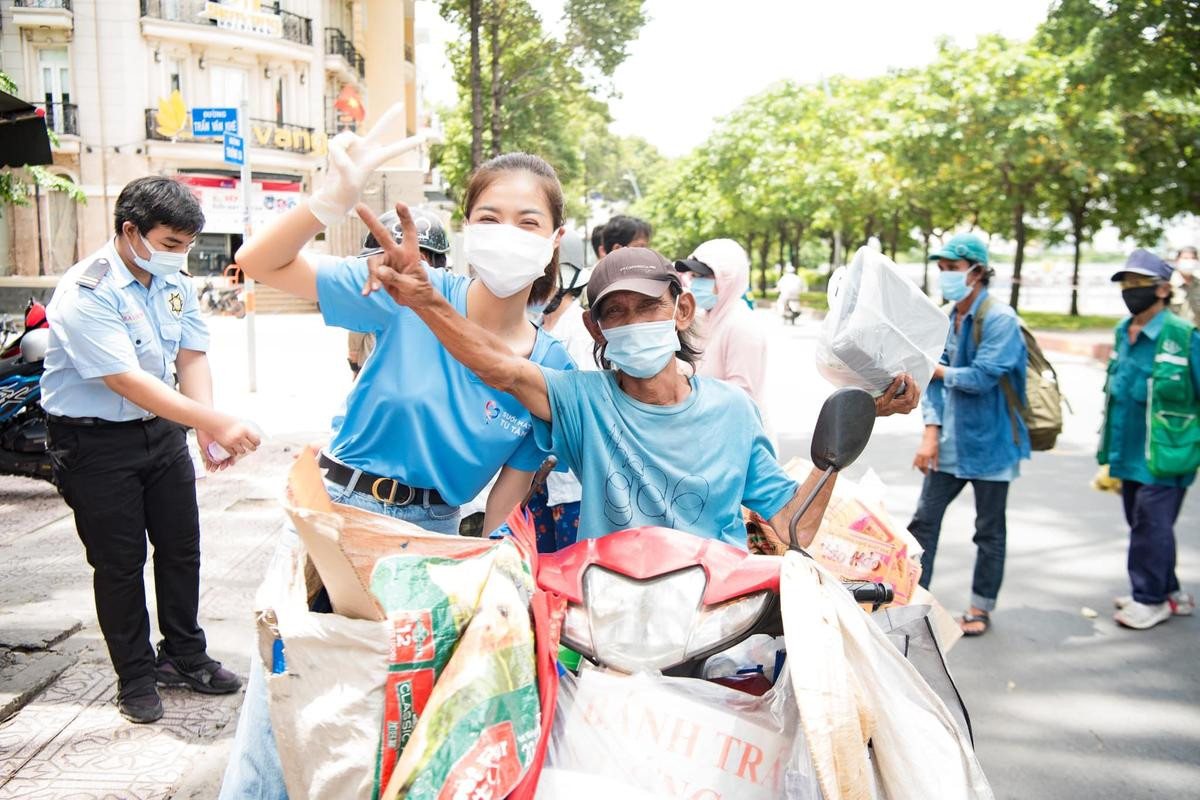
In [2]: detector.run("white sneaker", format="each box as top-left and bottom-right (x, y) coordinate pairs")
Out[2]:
(1114, 600), (1172, 630)
(1113, 591), (1195, 616)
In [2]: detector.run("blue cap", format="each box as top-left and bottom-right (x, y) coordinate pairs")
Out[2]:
(1111, 249), (1173, 282)
(929, 233), (989, 266)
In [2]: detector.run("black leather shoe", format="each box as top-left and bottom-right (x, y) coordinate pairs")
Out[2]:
(155, 646), (241, 695)
(117, 680), (164, 724)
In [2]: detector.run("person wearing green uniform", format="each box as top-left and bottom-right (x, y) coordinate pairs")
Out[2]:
(1100, 249), (1200, 630)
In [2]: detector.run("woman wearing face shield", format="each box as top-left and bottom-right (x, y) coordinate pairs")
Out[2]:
(360, 226), (842, 552)
(218, 106), (573, 796)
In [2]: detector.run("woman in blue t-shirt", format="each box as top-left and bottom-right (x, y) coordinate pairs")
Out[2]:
(218, 110), (572, 796)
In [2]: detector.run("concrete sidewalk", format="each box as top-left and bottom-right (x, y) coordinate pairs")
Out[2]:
(0, 314), (350, 800)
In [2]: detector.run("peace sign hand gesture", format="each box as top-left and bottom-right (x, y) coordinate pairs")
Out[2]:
(356, 202), (435, 308)
(309, 103), (435, 228)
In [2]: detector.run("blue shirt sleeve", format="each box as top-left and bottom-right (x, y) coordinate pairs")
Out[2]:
(942, 309), (1025, 395)
(54, 287), (140, 379)
(921, 378), (945, 426)
(314, 255), (399, 333)
(178, 278), (209, 352)
(511, 345), (577, 472)
(741, 405), (799, 520)
(531, 367), (586, 476)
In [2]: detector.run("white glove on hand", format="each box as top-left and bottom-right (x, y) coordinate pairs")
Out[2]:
(308, 103), (434, 228)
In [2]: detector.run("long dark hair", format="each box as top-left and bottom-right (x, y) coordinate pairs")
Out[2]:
(463, 153), (563, 305)
(592, 282), (704, 373)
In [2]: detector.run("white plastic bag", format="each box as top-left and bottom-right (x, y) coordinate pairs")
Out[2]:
(536, 667), (823, 799)
(782, 552), (993, 800)
(816, 247), (949, 395)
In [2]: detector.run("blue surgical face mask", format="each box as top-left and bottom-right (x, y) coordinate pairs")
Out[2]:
(129, 231), (189, 277)
(689, 277), (718, 310)
(939, 268), (974, 302)
(602, 300), (680, 378)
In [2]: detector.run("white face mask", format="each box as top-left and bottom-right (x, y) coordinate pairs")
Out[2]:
(464, 223), (555, 298)
(128, 231), (190, 277)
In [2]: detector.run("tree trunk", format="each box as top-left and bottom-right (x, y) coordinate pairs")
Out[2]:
(1069, 203), (1084, 317)
(488, 10), (502, 158)
(888, 210), (900, 261)
(862, 215), (876, 249)
(828, 234), (837, 270)
(468, 0), (483, 169)
(757, 234), (772, 296)
(1009, 201), (1027, 310)
(777, 225), (787, 271)
(921, 230), (930, 296)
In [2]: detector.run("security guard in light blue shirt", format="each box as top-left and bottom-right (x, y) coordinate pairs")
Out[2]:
(40, 176), (260, 725)
(41, 241), (209, 418)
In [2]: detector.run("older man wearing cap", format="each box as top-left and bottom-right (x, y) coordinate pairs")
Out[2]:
(1101, 249), (1200, 630)
(909, 232), (1031, 637)
(358, 211), (837, 549)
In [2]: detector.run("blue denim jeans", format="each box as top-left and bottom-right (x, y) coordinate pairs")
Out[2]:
(907, 470), (1010, 613)
(1122, 481), (1187, 605)
(218, 478), (459, 800)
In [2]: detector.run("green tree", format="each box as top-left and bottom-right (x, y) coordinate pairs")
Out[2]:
(436, 0), (647, 195)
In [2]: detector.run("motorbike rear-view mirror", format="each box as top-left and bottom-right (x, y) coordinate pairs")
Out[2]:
(789, 387), (877, 551)
(810, 386), (876, 472)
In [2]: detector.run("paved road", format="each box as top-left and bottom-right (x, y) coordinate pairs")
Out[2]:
(0, 310), (1196, 799)
(768, 313), (1200, 800)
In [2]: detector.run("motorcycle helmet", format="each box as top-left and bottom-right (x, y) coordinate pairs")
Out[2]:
(19, 327), (49, 363)
(360, 206), (451, 255)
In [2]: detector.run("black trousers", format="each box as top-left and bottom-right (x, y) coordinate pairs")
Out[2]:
(47, 416), (206, 687)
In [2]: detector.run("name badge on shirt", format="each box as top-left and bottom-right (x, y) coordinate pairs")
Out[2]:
(122, 310), (146, 324)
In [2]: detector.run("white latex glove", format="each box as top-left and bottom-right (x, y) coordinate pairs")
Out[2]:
(308, 103), (434, 228)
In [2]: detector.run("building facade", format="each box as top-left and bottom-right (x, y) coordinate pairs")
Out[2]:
(0, 0), (426, 277)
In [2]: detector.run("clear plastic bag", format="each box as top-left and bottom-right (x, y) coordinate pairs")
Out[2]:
(535, 667), (823, 799)
(816, 247), (949, 395)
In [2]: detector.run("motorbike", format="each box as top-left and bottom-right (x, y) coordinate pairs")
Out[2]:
(1, 297), (49, 360)
(529, 388), (975, 797)
(780, 294), (802, 325)
(199, 280), (246, 318)
(0, 321), (52, 482)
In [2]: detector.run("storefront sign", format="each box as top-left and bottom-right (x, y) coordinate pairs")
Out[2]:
(180, 176), (302, 235)
(204, 0), (283, 38)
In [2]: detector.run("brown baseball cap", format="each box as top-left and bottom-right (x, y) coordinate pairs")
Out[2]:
(585, 247), (680, 310)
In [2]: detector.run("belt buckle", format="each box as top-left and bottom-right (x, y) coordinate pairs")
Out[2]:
(371, 477), (417, 506)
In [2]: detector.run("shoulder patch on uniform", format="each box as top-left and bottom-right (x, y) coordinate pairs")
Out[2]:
(76, 258), (111, 290)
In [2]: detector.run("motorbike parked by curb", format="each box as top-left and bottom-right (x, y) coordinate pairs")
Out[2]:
(199, 280), (246, 318)
(0, 318), (52, 482)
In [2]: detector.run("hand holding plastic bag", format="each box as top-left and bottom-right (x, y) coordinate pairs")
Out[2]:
(816, 247), (949, 396)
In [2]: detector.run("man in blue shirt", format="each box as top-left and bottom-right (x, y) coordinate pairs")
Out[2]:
(41, 177), (260, 723)
(357, 203), (846, 551)
(1102, 250), (1200, 630)
(909, 234), (1030, 637)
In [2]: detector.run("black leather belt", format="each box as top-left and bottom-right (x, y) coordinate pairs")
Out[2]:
(318, 453), (448, 507)
(47, 413), (157, 427)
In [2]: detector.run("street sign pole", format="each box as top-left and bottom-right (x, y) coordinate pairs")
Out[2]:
(238, 99), (257, 393)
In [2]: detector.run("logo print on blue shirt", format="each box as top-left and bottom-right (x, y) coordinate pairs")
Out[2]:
(483, 400), (531, 437)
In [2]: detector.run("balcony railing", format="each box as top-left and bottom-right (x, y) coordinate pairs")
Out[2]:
(325, 27), (366, 79)
(144, 108), (321, 155)
(14, 0), (73, 9)
(36, 102), (79, 136)
(278, 9), (312, 45)
(140, 0), (312, 45)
